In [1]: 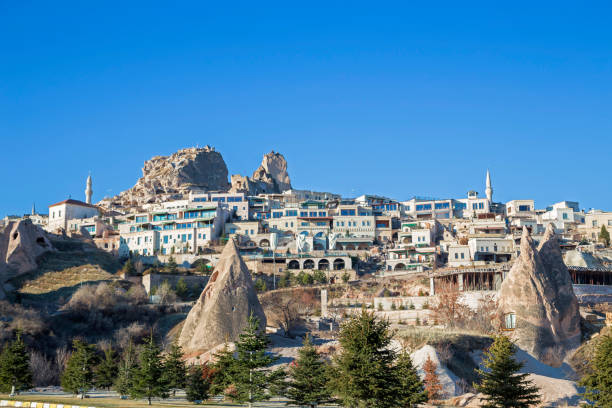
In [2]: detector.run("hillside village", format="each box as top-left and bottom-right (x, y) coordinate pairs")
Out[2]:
(1, 145), (611, 407)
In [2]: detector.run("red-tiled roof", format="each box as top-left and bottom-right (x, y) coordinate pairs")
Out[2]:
(49, 199), (98, 209)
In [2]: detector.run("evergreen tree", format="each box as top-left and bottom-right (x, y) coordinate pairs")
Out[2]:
(123, 259), (136, 276)
(217, 313), (284, 407)
(164, 342), (186, 396)
(115, 340), (137, 397)
(285, 335), (332, 408)
(423, 355), (442, 402)
(130, 335), (169, 405)
(330, 309), (400, 408)
(395, 351), (427, 407)
(579, 334), (612, 407)
(61, 340), (99, 398)
(254, 278), (267, 292)
(599, 225), (610, 247)
(0, 332), (32, 395)
(95, 347), (118, 390)
(210, 343), (237, 397)
(475, 335), (540, 408)
(165, 256), (178, 273)
(175, 277), (188, 300)
(186, 364), (212, 403)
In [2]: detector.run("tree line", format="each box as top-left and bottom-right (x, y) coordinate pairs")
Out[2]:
(2, 310), (612, 407)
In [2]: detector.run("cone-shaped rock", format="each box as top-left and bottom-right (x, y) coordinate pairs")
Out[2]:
(498, 226), (580, 366)
(178, 239), (266, 356)
(537, 223), (581, 351)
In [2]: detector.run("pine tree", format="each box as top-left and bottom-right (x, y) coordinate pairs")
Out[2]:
(395, 351), (427, 407)
(123, 259), (136, 276)
(423, 355), (442, 402)
(210, 343), (237, 397)
(220, 313), (284, 407)
(0, 332), (32, 395)
(579, 334), (612, 407)
(61, 340), (99, 398)
(599, 225), (610, 247)
(175, 277), (188, 300)
(164, 342), (186, 396)
(130, 335), (170, 405)
(95, 347), (118, 390)
(475, 335), (540, 408)
(285, 335), (332, 408)
(165, 256), (178, 273)
(115, 340), (137, 397)
(186, 364), (212, 403)
(330, 309), (399, 408)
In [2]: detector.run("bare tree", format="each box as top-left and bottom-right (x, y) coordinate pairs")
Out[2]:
(30, 351), (57, 386)
(431, 281), (471, 328)
(260, 290), (304, 337)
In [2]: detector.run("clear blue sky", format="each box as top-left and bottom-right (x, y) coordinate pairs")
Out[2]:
(1, 1), (611, 217)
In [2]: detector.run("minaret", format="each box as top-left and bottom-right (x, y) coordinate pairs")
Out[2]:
(85, 173), (93, 204)
(31, 203), (36, 215)
(485, 169), (493, 202)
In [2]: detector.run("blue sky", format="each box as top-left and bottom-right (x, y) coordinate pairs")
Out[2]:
(1, 1), (611, 217)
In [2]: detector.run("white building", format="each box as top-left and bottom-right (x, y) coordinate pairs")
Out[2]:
(47, 199), (100, 232)
(118, 202), (228, 256)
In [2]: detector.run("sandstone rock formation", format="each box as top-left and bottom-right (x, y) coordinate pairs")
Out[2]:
(0, 219), (54, 298)
(100, 146), (230, 208)
(178, 238), (266, 356)
(497, 225), (581, 365)
(231, 151), (291, 195)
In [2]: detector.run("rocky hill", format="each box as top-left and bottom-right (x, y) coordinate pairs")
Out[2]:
(99, 147), (292, 209)
(99, 146), (230, 208)
(230, 150), (292, 195)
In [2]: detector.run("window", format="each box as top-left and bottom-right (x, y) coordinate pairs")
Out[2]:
(609, 220), (612, 226)
(472, 203), (478, 210)
(478, 203), (484, 209)
(273, 212), (282, 218)
(434, 202), (449, 209)
(319, 211), (326, 217)
(455, 253), (458, 259)
(518, 205), (531, 212)
(309, 212), (317, 217)
(461, 253), (464, 259)
(416, 204), (432, 211)
(593, 221), (598, 227)
(300, 211), (308, 217)
(504, 313), (516, 330)
(340, 209), (356, 216)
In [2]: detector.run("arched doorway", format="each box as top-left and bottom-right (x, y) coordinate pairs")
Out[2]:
(288, 260), (300, 270)
(259, 239), (270, 248)
(333, 258), (345, 270)
(318, 259), (330, 270)
(303, 259), (315, 269)
(394, 263), (406, 271)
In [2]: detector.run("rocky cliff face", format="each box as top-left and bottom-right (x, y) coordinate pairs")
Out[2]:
(231, 151), (291, 195)
(178, 239), (266, 356)
(100, 147), (292, 208)
(100, 146), (230, 208)
(497, 225), (581, 366)
(0, 219), (54, 299)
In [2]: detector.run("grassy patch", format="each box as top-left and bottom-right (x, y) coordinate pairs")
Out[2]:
(9, 239), (122, 304)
